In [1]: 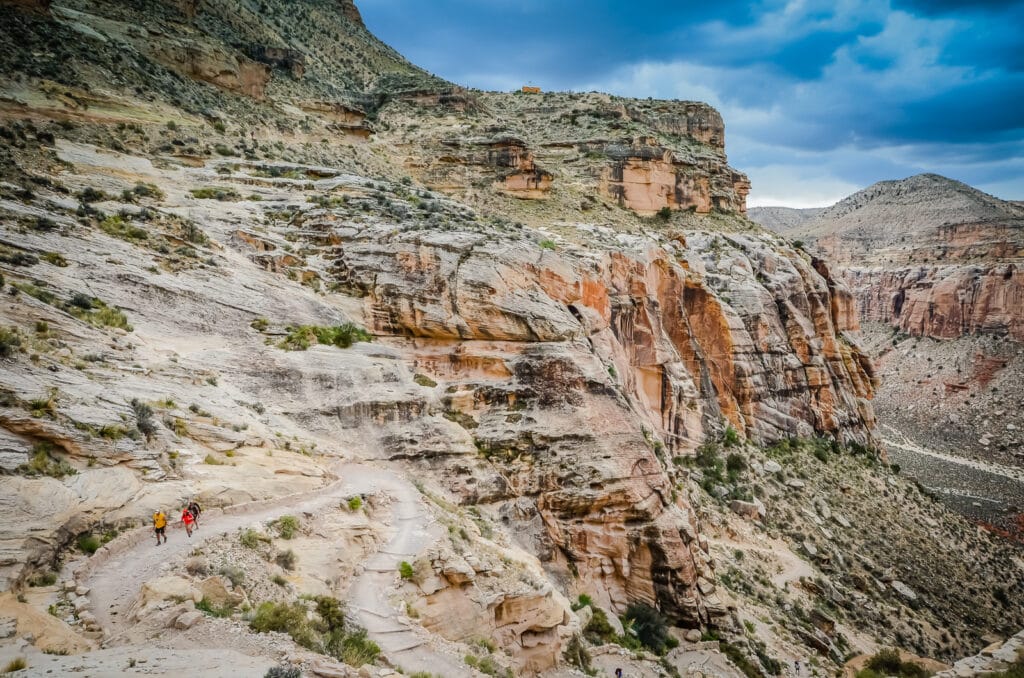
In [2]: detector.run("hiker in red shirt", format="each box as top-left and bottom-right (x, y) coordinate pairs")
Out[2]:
(181, 506), (196, 537)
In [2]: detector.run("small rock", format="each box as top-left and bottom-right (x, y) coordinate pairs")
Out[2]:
(833, 513), (851, 529)
(75, 586), (90, 597)
(73, 597), (91, 613)
(173, 610), (204, 630)
(763, 460), (782, 474)
(787, 478), (806, 489)
(802, 540), (818, 558)
(311, 658), (353, 678)
(729, 500), (761, 521)
(0, 617), (15, 639)
(696, 576), (715, 595)
(891, 580), (917, 600)
(685, 628), (703, 643)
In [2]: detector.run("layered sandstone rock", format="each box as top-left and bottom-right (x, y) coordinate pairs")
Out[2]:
(773, 174), (1024, 341)
(284, 213), (877, 626)
(150, 41), (270, 99)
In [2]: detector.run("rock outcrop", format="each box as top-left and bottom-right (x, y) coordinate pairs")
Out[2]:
(771, 174), (1024, 341)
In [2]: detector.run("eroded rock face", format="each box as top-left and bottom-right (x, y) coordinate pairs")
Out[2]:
(779, 174), (1024, 341)
(150, 41), (270, 99)
(599, 138), (749, 214)
(311, 218), (876, 625)
(846, 265), (1024, 341)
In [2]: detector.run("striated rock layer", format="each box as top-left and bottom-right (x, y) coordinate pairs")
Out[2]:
(778, 174), (1024, 341)
(297, 216), (878, 625)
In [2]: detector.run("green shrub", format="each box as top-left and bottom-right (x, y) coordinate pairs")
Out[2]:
(77, 534), (101, 554)
(622, 603), (671, 654)
(726, 452), (746, 480)
(399, 561), (414, 579)
(250, 601), (318, 649)
(346, 496), (363, 511)
(861, 649), (932, 678)
(131, 398), (157, 439)
(28, 571), (58, 587)
(723, 425), (740, 447)
(275, 549), (297, 571)
(413, 373), (437, 387)
(195, 597), (233, 618)
(571, 593), (593, 611)
(656, 206), (672, 221)
(582, 606), (617, 645)
(278, 323), (372, 351)
(275, 515), (299, 539)
(240, 529), (263, 548)
(20, 443), (75, 478)
(99, 215), (148, 241)
(264, 667), (300, 678)
(330, 628), (380, 667)
(190, 187), (241, 201)
(0, 327), (23, 358)
(538, 239), (557, 250)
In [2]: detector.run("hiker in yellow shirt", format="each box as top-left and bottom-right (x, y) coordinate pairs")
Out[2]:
(153, 510), (168, 545)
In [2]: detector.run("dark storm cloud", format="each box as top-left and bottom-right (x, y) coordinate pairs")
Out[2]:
(358, 0), (1024, 205)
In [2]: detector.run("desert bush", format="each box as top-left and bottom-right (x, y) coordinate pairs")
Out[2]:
(346, 496), (362, 511)
(250, 601), (319, 649)
(275, 549), (297, 571)
(20, 443), (75, 478)
(195, 597), (233, 618)
(275, 515), (299, 539)
(2, 657), (27, 673)
(399, 561), (414, 579)
(77, 534), (101, 554)
(131, 398), (157, 439)
(264, 667), (300, 678)
(278, 323), (372, 351)
(538, 239), (556, 250)
(240, 529), (263, 548)
(622, 603), (671, 654)
(0, 327), (23, 358)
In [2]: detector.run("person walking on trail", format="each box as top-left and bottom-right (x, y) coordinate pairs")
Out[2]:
(153, 510), (168, 545)
(181, 506), (196, 537)
(187, 498), (202, 530)
(615, 668), (623, 678)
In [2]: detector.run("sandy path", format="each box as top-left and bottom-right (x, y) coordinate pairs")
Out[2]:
(83, 462), (470, 675)
(341, 465), (471, 677)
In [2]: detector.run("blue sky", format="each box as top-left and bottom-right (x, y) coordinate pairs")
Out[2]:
(358, 0), (1024, 207)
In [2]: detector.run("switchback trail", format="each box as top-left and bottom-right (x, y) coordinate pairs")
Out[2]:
(82, 462), (470, 676)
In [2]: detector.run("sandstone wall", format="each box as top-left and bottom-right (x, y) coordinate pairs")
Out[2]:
(844, 264), (1024, 341)
(314, 219), (876, 626)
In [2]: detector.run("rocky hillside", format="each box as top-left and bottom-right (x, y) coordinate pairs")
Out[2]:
(746, 206), (824, 233)
(751, 175), (1024, 534)
(0, 2), (1021, 677)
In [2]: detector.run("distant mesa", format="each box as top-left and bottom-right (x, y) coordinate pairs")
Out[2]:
(750, 173), (1024, 340)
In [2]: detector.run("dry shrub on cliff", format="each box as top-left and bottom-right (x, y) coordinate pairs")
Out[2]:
(0, 326), (23, 357)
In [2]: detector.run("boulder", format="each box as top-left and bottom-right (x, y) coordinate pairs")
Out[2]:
(173, 609), (204, 629)
(891, 580), (917, 601)
(763, 460), (782, 474)
(729, 500), (761, 521)
(198, 576), (245, 608)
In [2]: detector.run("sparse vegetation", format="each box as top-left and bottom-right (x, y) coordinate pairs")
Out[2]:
(0, 327), (23, 358)
(195, 597), (234, 618)
(19, 443), (75, 478)
(190, 187), (241, 201)
(275, 549), (297, 571)
(346, 496), (363, 511)
(622, 603), (674, 655)
(250, 597), (379, 667)
(2, 657), (27, 674)
(399, 561), (414, 579)
(538, 238), (557, 250)
(277, 323), (372, 351)
(77, 533), (101, 555)
(856, 649), (932, 678)
(275, 515), (299, 539)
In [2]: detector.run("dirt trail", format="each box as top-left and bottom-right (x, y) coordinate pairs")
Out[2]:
(83, 462), (470, 675)
(882, 424), (1024, 483)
